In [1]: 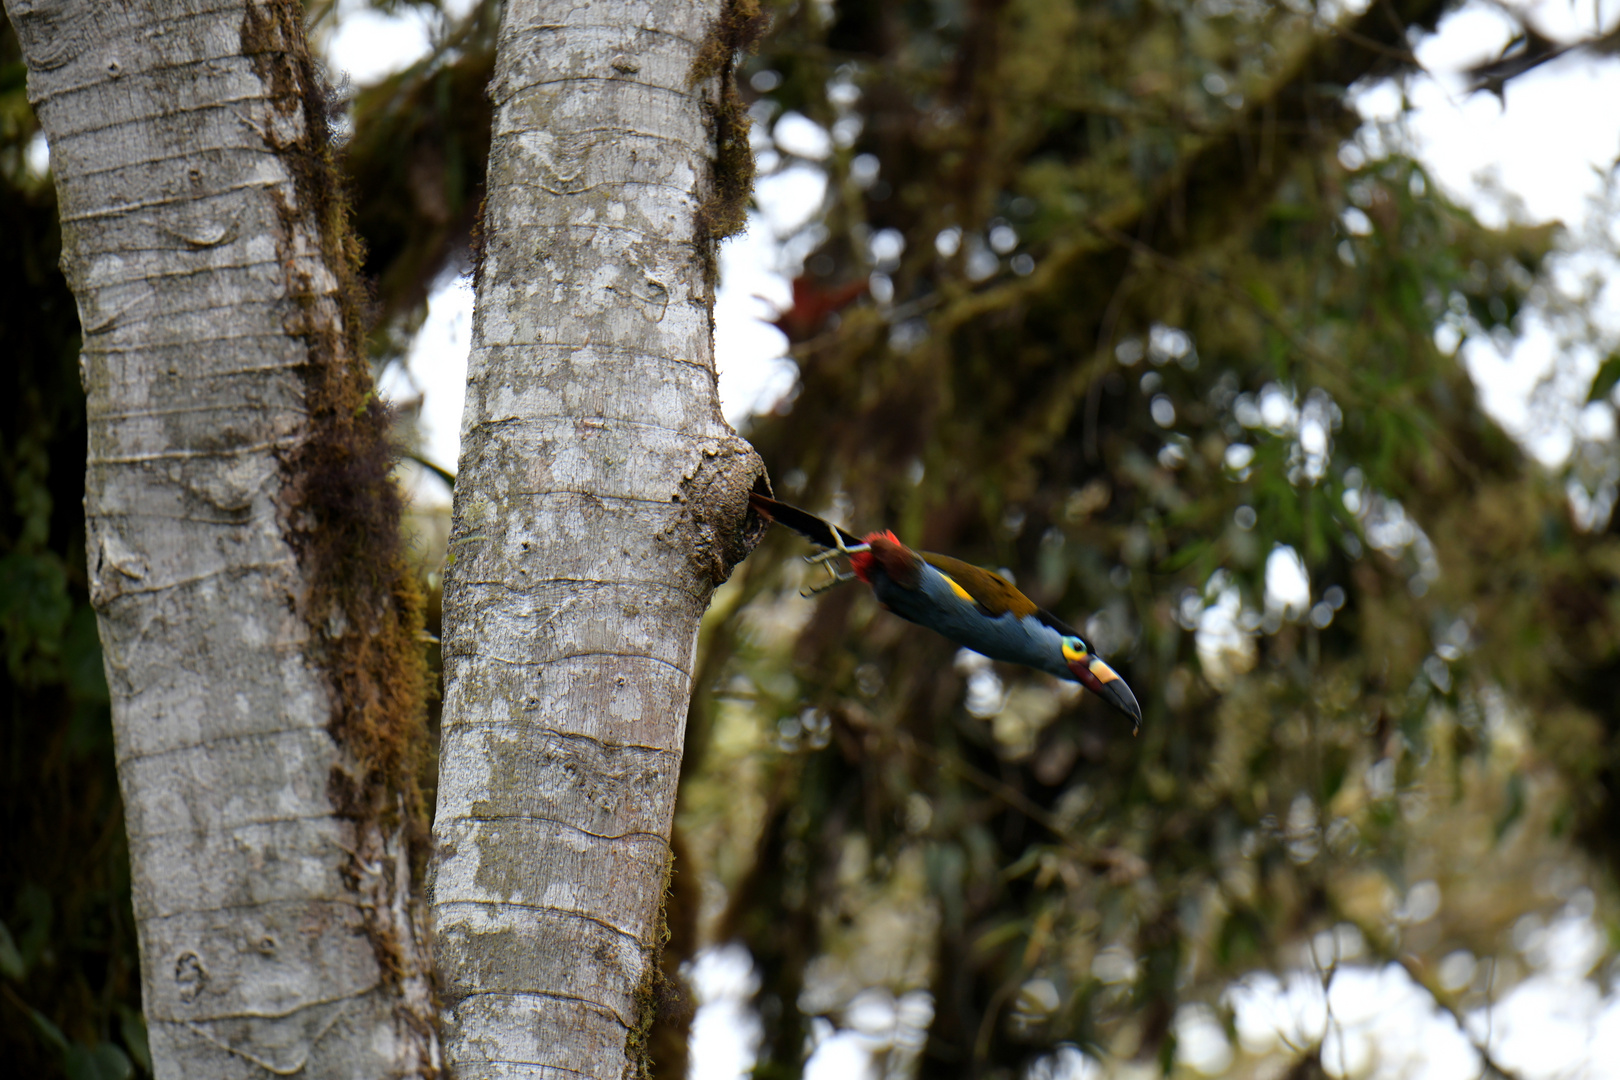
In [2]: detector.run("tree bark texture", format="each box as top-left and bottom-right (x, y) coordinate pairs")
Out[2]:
(6, 2), (437, 1077)
(431, 1), (764, 1077)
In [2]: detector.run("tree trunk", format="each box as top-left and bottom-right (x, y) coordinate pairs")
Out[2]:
(5, 1), (437, 1076)
(430, 0), (764, 1076)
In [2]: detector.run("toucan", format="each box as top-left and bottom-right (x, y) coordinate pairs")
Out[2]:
(749, 493), (1143, 733)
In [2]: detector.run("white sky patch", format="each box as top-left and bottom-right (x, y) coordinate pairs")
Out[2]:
(1593, 997), (1620, 1070)
(321, 0), (480, 85)
(1195, 583), (1255, 689)
(1365, 0), (1620, 230)
(1265, 544), (1311, 618)
(713, 157), (830, 423)
(1028, 1046), (1104, 1080)
(1459, 311), (1608, 465)
(1355, 0), (1620, 467)
(25, 131), (49, 178)
(1459, 313), (1558, 450)
(1219, 904), (1620, 1080)
(1175, 1003), (1234, 1075)
(773, 112), (834, 160)
(400, 276), (474, 480)
(688, 945), (764, 1080)
(803, 1027), (878, 1080)
(1227, 965), (1482, 1078)
(716, 218), (795, 425)
(754, 163), (831, 236)
(323, 0), (430, 83)
(801, 987), (932, 1080)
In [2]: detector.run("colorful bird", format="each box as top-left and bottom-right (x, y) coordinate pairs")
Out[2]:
(749, 493), (1143, 733)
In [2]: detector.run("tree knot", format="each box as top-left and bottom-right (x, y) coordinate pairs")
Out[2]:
(675, 439), (769, 589)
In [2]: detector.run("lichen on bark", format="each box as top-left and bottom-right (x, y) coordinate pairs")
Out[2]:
(239, 0), (439, 1030)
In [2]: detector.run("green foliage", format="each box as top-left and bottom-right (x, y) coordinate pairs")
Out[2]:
(663, 0), (1620, 1075)
(0, 553), (70, 683)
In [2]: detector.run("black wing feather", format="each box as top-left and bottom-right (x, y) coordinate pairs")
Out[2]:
(1033, 607), (1081, 639)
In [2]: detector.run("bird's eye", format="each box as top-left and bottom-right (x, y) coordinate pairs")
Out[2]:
(1061, 636), (1087, 662)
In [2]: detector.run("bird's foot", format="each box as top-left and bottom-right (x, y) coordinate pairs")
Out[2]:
(799, 537), (869, 596)
(802, 541), (870, 566)
(800, 569), (858, 597)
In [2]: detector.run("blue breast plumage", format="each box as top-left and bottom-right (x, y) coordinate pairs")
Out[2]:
(868, 562), (1072, 680)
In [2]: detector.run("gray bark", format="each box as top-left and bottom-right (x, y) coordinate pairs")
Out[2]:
(430, 1), (763, 1077)
(6, 1), (436, 1077)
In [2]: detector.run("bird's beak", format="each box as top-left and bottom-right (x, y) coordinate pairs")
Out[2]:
(1070, 656), (1142, 735)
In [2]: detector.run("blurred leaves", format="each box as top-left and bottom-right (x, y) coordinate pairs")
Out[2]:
(665, 0), (1620, 1075)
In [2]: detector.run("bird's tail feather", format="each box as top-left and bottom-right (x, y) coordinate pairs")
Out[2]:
(749, 493), (865, 551)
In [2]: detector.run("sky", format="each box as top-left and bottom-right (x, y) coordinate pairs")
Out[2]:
(319, 1), (1620, 1077)
(1377, 0), (1620, 467)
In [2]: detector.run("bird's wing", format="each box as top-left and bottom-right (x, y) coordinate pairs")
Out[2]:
(749, 493), (865, 550)
(919, 553), (1036, 617)
(919, 552), (1082, 637)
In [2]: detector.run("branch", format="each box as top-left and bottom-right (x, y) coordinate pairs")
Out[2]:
(403, 451), (456, 489)
(1390, 952), (1525, 1080)
(1341, 914), (1526, 1080)
(1463, 5), (1620, 99)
